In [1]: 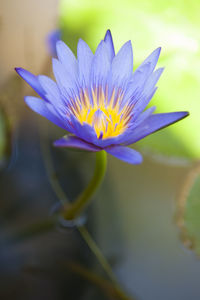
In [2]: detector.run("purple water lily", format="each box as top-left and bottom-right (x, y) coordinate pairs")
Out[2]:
(15, 30), (188, 164)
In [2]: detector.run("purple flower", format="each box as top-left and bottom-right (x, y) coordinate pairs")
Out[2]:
(15, 30), (188, 164)
(47, 29), (61, 57)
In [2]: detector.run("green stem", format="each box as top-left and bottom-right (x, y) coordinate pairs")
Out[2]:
(63, 150), (107, 220)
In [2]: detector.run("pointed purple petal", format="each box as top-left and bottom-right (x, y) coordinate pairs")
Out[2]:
(38, 75), (68, 120)
(104, 29), (115, 62)
(143, 68), (164, 96)
(131, 87), (157, 121)
(15, 68), (45, 98)
(122, 63), (152, 106)
(105, 145), (143, 164)
(130, 68), (163, 118)
(25, 96), (67, 130)
(52, 58), (77, 96)
(91, 40), (111, 85)
(132, 106), (156, 128)
(56, 40), (77, 79)
(111, 41), (133, 86)
(77, 38), (93, 87)
(139, 47), (161, 74)
(124, 111), (189, 145)
(122, 49), (161, 103)
(38, 75), (64, 106)
(54, 135), (101, 152)
(70, 115), (98, 144)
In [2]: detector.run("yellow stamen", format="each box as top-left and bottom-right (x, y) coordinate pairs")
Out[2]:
(70, 87), (131, 139)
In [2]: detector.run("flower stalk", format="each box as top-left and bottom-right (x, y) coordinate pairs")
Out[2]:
(63, 150), (107, 220)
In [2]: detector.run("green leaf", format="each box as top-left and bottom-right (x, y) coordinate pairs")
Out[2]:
(176, 163), (200, 254)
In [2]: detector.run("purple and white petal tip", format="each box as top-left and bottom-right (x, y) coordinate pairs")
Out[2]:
(15, 67), (45, 98)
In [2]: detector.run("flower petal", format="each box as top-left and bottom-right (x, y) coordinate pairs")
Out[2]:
(122, 48), (161, 104)
(131, 87), (157, 121)
(54, 135), (101, 152)
(139, 47), (161, 74)
(77, 38), (93, 87)
(111, 40), (133, 87)
(91, 40), (111, 86)
(143, 68), (164, 96)
(131, 68), (163, 119)
(15, 68), (45, 98)
(122, 58), (162, 108)
(52, 58), (78, 96)
(130, 63), (151, 88)
(122, 63), (152, 107)
(38, 75), (68, 120)
(56, 40), (77, 79)
(25, 96), (67, 130)
(70, 115), (98, 144)
(38, 75), (62, 105)
(47, 30), (61, 57)
(105, 145), (143, 164)
(104, 29), (115, 62)
(124, 111), (189, 145)
(131, 106), (156, 128)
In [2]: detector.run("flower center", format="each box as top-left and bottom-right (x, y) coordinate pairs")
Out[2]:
(69, 86), (132, 139)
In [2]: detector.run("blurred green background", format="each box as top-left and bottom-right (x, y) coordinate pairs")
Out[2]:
(59, 0), (200, 160)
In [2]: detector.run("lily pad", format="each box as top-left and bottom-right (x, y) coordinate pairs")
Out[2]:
(176, 163), (200, 254)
